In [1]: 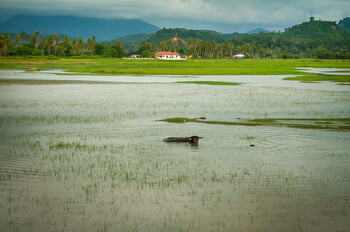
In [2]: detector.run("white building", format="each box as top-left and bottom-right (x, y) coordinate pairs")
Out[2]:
(233, 54), (245, 59)
(155, 51), (182, 59)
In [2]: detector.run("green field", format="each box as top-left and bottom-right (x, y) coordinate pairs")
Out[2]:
(1, 57), (350, 75)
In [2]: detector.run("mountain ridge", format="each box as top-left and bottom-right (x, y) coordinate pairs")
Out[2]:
(0, 15), (160, 40)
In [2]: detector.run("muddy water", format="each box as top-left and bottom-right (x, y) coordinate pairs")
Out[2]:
(0, 71), (350, 231)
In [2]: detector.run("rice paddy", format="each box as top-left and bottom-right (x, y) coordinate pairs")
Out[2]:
(1, 57), (350, 75)
(0, 69), (350, 231)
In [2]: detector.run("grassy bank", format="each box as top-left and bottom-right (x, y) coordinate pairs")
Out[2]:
(1, 57), (350, 75)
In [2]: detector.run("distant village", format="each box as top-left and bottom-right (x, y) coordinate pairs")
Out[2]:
(127, 34), (244, 60)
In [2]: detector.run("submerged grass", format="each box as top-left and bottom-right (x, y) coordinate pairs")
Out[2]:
(284, 75), (350, 83)
(1, 57), (350, 75)
(177, 81), (241, 85)
(0, 79), (125, 85)
(160, 117), (350, 131)
(1, 82), (349, 231)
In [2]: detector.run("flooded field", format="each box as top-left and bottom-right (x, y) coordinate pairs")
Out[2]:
(0, 70), (350, 231)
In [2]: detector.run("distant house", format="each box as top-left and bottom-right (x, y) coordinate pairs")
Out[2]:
(129, 52), (141, 58)
(233, 54), (245, 59)
(155, 51), (182, 59)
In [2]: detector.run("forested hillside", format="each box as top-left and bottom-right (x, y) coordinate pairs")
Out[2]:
(146, 28), (227, 43)
(0, 17), (349, 59)
(338, 17), (350, 31)
(283, 18), (343, 39)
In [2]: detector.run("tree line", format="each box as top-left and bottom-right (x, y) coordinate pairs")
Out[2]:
(0, 31), (127, 58)
(1, 24), (350, 59)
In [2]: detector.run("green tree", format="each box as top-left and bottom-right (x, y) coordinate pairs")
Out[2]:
(20, 31), (27, 44)
(33, 30), (40, 50)
(137, 41), (155, 57)
(76, 37), (85, 55)
(115, 40), (127, 58)
(87, 35), (96, 55)
(52, 34), (60, 55)
(0, 33), (14, 56)
(47, 35), (53, 55)
(40, 37), (47, 54)
(14, 34), (21, 47)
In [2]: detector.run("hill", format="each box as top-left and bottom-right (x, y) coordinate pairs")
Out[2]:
(119, 19), (349, 45)
(117, 33), (155, 44)
(283, 18), (343, 39)
(145, 28), (227, 43)
(117, 28), (247, 44)
(0, 15), (160, 41)
(338, 17), (350, 31)
(247, 28), (269, 34)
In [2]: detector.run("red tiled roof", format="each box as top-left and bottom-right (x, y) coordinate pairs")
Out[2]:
(155, 51), (180, 56)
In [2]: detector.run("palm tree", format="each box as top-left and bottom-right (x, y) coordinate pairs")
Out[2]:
(0, 35), (4, 56)
(0, 33), (14, 56)
(87, 38), (95, 56)
(26, 34), (31, 44)
(14, 34), (21, 47)
(52, 34), (60, 55)
(40, 38), (47, 54)
(76, 37), (85, 55)
(33, 30), (40, 50)
(47, 35), (53, 55)
(160, 40), (167, 51)
(20, 31), (26, 45)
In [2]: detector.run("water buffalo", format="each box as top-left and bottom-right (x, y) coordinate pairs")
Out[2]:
(163, 136), (203, 144)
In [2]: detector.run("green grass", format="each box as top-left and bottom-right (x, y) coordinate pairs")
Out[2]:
(159, 117), (350, 131)
(284, 75), (350, 83)
(1, 57), (350, 75)
(177, 81), (241, 85)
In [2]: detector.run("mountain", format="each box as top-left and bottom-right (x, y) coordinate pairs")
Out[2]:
(247, 28), (269, 34)
(0, 15), (160, 40)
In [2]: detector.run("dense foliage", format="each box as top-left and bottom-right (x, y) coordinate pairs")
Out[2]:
(338, 17), (350, 32)
(1, 17), (349, 59)
(0, 31), (128, 58)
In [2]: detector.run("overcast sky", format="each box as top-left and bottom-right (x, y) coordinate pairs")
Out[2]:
(1, 0), (349, 32)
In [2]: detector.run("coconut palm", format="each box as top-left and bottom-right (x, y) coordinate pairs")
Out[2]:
(40, 38), (47, 54)
(0, 33), (14, 56)
(33, 30), (40, 50)
(20, 31), (26, 44)
(14, 34), (21, 47)
(76, 37), (85, 55)
(52, 34), (60, 55)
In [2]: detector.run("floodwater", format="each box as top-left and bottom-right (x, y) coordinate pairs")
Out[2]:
(0, 69), (350, 231)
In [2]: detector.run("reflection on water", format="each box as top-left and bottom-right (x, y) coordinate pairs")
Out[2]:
(0, 70), (350, 231)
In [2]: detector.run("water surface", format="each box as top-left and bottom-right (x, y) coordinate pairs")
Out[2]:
(0, 70), (349, 231)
